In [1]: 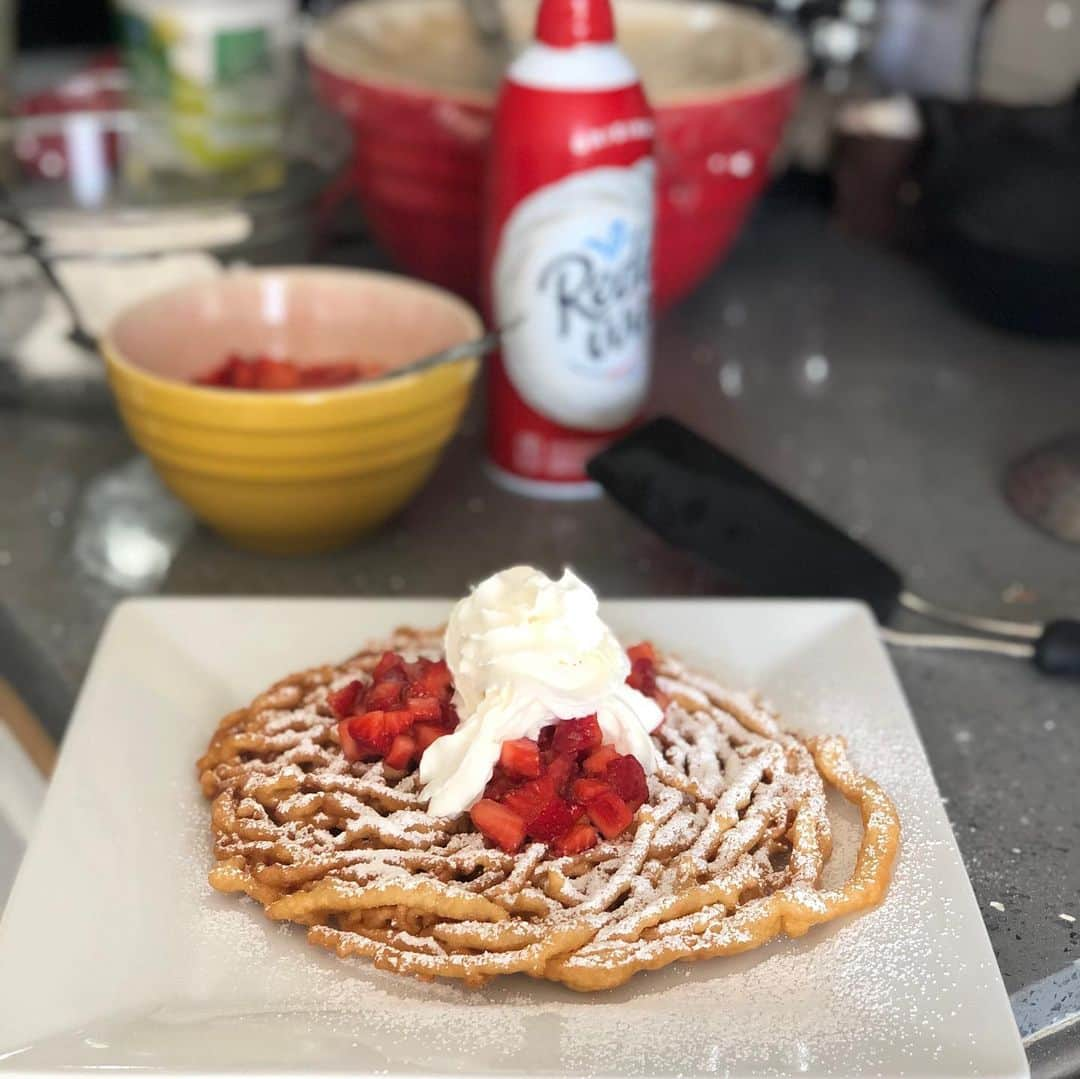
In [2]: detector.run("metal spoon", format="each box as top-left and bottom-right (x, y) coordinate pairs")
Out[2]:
(0, 204), (98, 354)
(378, 318), (521, 382)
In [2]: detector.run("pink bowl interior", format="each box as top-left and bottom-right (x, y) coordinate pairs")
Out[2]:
(105, 270), (483, 384)
(307, 1), (803, 310)
(308, 0), (804, 110)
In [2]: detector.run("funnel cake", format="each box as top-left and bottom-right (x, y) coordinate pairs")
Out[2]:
(198, 625), (900, 991)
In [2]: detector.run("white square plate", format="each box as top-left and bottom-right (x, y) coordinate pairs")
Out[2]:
(0, 599), (1027, 1077)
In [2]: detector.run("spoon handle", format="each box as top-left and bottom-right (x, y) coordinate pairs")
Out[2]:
(387, 320), (521, 381)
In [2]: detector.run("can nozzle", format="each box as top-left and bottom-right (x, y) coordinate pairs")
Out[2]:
(535, 0), (616, 47)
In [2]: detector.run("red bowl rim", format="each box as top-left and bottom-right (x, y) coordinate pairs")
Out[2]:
(306, 0), (806, 113)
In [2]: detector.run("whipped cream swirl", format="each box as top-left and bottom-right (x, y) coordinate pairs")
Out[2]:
(419, 566), (663, 817)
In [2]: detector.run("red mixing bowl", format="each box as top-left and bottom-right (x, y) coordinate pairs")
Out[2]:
(308, 0), (803, 311)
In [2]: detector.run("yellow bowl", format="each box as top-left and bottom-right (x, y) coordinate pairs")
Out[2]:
(103, 267), (482, 554)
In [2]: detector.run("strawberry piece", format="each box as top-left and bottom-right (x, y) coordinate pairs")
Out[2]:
(585, 789), (634, 839)
(572, 777), (611, 804)
(537, 724), (556, 751)
(383, 709), (415, 733)
(470, 799), (526, 853)
(626, 641), (657, 664)
(606, 755), (649, 809)
(405, 696), (442, 720)
(545, 753), (577, 797)
(414, 722), (449, 753)
(499, 738), (541, 779)
(384, 734), (417, 771)
(625, 645), (670, 713)
(410, 658), (452, 699)
(484, 770), (518, 800)
(302, 361), (361, 387)
(627, 656), (656, 693)
(337, 718), (365, 762)
(254, 357), (302, 390)
(501, 776), (555, 825)
(349, 709), (413, 754)
(195, 360), (229, 386)
(365, 680), (404, 710)
(527, 797), (579, 843)
(230, 357), (257, 389)
(195, 355), (372, 391)
(553, 822), (598, 856)
(582, 745), (620, 776)
(328, 679), (363, 719)
(373, 652), (408, 682)
(347, 710), (390, 753)
(551, 715), (602, 758)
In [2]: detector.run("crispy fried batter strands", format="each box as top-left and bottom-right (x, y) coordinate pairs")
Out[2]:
(198, 630), (900, 990)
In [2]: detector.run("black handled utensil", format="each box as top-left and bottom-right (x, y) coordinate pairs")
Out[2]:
(587, 417), (1080, 677)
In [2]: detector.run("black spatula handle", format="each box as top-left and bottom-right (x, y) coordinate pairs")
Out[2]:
(1034, 620), (1080, 676)
(586, 417), (904, 622)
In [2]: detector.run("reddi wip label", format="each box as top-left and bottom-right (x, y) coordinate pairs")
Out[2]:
(494, 161), (655, 433)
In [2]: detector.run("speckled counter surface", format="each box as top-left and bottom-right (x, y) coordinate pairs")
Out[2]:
(2, 192), (1078, 1068)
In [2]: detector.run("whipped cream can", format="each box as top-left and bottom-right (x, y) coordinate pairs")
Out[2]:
(484, 0), (655, 498)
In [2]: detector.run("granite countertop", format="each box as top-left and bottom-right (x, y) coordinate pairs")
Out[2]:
(1, 191), (1078, 1072)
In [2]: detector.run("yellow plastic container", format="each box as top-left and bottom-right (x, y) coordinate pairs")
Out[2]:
(102, 267), (482, 554)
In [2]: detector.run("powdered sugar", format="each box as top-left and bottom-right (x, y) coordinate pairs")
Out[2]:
(0, 598), (1022, 1076)
(173, 631), (1011, 1075)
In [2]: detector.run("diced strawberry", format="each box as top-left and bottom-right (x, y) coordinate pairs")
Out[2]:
(349, 709), (413, 754)
(582, 745), (620, 776)
(626, 649), (670, 713)
(585, 789), (634, 839)
(373, 652), (408, 682)
(499, 738), (541, 779)
(302, 361), (362, 387)
(229, 356), (257, 389)
(337, 718), (365, 762)
(441, 704), (460, 731)
(410, 658), (452, 699)
(470, 799), (526, 853)
(572, 777), (611, 804)
(537, 724), (556, 751)
(365, 680), (404, 710)
(553, 822), (598, 856)
(527, 797), (579, 843)
(484, 770), (518, 800)
(254, 357), (302, 390)
(384, 734), (417, 771)
(195, 360), (229, 386)
(545, 753), (577, 797)
(626, 641), (657, 664)
(627, 656), (656, 693)
(347, 710), (389, 753)
(405, 696), (443, 720)
(414, 722), (449, 753)
(384, 710), (415, 733)
(328, 679), (363, 719)
(501, 776), (555, 825)
(551, 715), (602, 757)
(606, 755), (649, 810)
